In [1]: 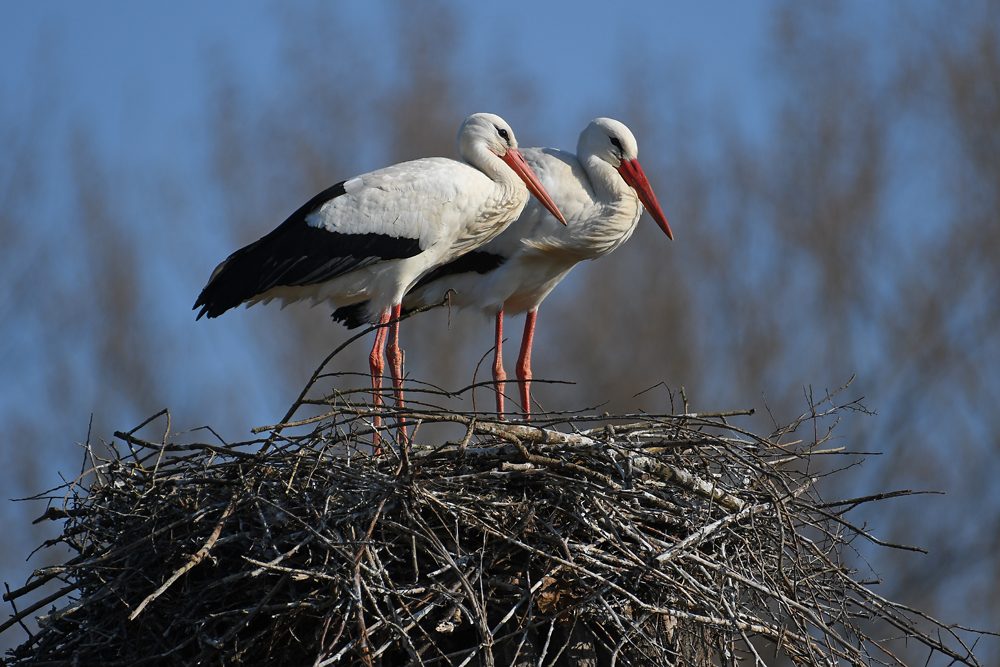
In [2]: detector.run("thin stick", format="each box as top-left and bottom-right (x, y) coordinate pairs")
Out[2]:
(128, 494), (237, 621)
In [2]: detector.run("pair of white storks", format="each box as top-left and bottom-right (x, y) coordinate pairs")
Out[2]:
(194, 113), (671, 430)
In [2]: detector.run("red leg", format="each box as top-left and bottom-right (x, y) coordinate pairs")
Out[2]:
(369, 309), (390, 452)
(516, 309), (537, 419)
(385, 303), (407, 442)
(492, 309), (507, 418)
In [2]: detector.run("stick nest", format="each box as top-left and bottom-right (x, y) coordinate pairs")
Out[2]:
(1, 369), (988, 666)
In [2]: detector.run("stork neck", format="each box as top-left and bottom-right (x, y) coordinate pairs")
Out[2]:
(464, 143), (521, 189)
(582, 153), (630, 204)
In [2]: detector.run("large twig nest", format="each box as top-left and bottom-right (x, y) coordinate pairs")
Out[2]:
(1, 370), (987, 666)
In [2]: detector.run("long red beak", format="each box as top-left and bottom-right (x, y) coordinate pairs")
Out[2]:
(501, 148), (567, 225)
(617, 158), (673, 240)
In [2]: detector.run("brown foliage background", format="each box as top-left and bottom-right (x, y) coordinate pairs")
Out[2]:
(1, 2), (998, 662)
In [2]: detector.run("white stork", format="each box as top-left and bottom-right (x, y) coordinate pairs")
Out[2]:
(194, 112), (565, 439)
(343, 118), (671, 417)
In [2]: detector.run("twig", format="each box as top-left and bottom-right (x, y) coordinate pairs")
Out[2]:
(128, 494), (237, 621)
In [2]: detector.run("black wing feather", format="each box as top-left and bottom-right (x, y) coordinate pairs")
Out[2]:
(194, 181), (423, 319)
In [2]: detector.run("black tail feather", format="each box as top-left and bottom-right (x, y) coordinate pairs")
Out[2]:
(332, 301), (372, 329)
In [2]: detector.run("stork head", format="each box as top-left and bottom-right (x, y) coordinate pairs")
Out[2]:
(458, 113), (520, 159)
(578, 118), (673, 240)
(458, 113), (566, 224)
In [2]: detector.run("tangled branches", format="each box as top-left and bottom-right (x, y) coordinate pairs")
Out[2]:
(1, 349), (990, 665)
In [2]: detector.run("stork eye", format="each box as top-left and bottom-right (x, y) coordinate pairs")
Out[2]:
(496, 127), (510, 143)
(610, 137), (623, 150)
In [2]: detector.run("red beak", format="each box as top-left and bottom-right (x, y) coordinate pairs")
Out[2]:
(501, 148), (567, 225)
(617, 158), (673, 240)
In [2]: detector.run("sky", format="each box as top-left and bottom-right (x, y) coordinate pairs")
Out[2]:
(0, 2), (775, 169)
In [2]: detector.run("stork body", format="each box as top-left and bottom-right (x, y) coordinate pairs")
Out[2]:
(384, 118), (673, 417)
(195, 113), (565, 442)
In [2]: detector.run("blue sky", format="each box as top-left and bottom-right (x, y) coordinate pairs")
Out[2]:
(1, 2), (775, 169)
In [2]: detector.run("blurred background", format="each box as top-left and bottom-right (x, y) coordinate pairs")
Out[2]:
(2, 0), (998, 661)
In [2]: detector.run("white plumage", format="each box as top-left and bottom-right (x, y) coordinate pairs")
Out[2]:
(401, 118), (673, 417)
